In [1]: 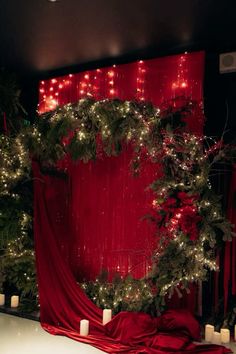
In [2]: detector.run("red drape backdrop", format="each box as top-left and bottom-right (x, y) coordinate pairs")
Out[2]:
(32, 51), (217, 353)
(38, 51), (204, 135)
(33, 163), (230, 353)
(69, 146), (159, 281)
(37, 51), (205, 284)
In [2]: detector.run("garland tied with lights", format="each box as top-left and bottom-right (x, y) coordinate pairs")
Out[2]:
(0, 71), (36, 312)
(0, 170), (37, 311)
(0, 96), (234, 313)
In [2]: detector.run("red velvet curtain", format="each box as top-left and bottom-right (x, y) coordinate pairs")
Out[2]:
(33, 52), (208, 352)
(33, 163), (230, 354)
(33, 162), (102, 329)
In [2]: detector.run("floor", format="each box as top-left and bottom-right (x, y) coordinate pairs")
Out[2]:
(0, 313), (105, 354)
(1, 312), (236, 354)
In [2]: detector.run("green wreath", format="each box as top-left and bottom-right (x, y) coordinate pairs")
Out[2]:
(0, 97), (234, 314)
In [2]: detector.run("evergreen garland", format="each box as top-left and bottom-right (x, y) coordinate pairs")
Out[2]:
(0, 70), (35, 312)
(0, 96), (234, 314)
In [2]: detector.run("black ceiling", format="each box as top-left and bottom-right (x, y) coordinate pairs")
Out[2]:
(1, 0), (236, 78)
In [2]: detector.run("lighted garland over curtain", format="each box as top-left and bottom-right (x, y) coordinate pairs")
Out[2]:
(8, 97), (230, 312)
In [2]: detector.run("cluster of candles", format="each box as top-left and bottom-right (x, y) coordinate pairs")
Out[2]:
(80, 309), (112, 336)
(0, 293), (19, 308)
(205, 324), (232, 345)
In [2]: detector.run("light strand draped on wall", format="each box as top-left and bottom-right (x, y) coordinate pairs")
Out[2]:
(38, 51), (204, 135)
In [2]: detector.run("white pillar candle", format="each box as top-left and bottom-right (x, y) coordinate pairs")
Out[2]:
(11, 295), (19, 308)
(205, 324), (214, 342)
(212, 331), (221, 345)
(220, 328), (230, 343)
(103, 309), (112, 325)
(80, 319), (89, 336)
(0, 294), (5, 306)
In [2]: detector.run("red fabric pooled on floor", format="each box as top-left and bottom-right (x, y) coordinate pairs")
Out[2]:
(105, 312), (158, 346)
(156, 309), (201, 341)
(42, 310), (232, 354)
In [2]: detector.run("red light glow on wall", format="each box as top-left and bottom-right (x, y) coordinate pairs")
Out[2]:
(38, 51), (204, 128)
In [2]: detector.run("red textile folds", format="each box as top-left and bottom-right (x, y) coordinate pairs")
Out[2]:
(33, 161), (102, 330)
(33, 163), (230, 353)
(42, 310), (231, 354)
(165, 283), (197, 314)
(214, 252), (220, 312)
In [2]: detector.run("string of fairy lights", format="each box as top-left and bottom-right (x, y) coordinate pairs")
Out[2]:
(38, 52), (195, 114)
(0, 134), (33, 289)
(80, 277), (154, 313)
(0, 97), (233, 312)
(0, 135), (30, 196)
(7, 213), (33, 259)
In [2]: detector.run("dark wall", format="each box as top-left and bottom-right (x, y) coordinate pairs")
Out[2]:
(19, 76), (38, 122)
(204, 52), (236, 141)
(203, 52), (236, 320)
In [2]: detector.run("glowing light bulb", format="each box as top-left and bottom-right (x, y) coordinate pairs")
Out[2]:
(108, 71), (115, 78)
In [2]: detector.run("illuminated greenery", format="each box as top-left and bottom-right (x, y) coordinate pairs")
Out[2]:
(0, 71), (35, 312)
(80, 271), (155, 315)
(0, 95), (234, 314)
